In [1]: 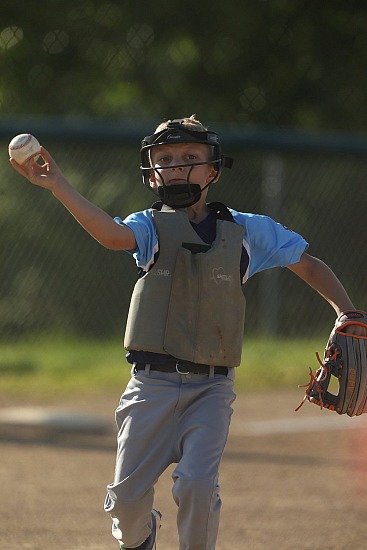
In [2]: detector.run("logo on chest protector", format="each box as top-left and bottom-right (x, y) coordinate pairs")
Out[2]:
(153, 268), (171, 277)
(211, 267), (233, 284)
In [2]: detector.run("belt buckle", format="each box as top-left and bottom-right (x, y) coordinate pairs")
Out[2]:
(175, 361), (190, 375)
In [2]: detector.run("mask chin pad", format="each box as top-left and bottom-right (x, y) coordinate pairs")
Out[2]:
(157, 183), (202, 208)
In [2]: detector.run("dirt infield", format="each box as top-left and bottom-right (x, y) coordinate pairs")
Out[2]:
(1, 389), (367, 550)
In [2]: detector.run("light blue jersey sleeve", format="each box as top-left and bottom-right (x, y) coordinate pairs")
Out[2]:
(115, 208), (308, 278)
(228, 209), (308, 278)
(114, 210), (158, 270)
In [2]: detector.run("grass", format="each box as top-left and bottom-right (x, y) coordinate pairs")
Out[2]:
(0, 335), (325, 397)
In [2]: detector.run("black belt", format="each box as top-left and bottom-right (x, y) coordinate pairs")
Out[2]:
(134, 360), (228, 376)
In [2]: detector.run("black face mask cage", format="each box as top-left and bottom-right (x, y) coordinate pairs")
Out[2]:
(140, 119), (233, 208)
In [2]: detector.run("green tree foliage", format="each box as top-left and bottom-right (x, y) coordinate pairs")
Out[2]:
(1, 0), (367, 131)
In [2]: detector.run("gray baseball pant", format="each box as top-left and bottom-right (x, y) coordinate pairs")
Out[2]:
(104, 365), (236, 549)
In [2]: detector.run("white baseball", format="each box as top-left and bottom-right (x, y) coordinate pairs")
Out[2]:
(8, 133), (42, 165)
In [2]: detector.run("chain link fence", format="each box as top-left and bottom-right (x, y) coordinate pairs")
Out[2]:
(1, 121), (366, 343)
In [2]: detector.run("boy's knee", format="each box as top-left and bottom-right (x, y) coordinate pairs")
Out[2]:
(104, 482), (154, 516)
(172, 476), (221, 510)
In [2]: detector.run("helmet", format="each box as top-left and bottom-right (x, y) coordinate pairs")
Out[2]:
(140, 119), (233, 208)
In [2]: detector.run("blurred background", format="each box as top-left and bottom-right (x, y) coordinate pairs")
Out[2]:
(0, 0), (366, 353)
(2, 6), (366, 548)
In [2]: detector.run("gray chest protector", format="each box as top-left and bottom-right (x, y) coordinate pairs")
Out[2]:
(124, 206), (246, 367)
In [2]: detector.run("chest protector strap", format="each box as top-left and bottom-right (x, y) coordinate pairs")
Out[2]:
(124, 207), (246, 366)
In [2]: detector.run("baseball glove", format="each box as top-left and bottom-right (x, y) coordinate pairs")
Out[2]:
(295, 310), (367, 416)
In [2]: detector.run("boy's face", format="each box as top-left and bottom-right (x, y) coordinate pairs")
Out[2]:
(149, 143), (217, 190)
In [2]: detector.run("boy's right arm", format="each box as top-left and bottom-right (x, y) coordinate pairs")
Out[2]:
(10, 147), (136, 251)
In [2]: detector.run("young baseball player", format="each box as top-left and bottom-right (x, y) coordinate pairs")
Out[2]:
(10, 116), (365, 549)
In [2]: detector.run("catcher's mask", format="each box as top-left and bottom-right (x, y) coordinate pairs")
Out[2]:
(140, 119), (234, 208)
